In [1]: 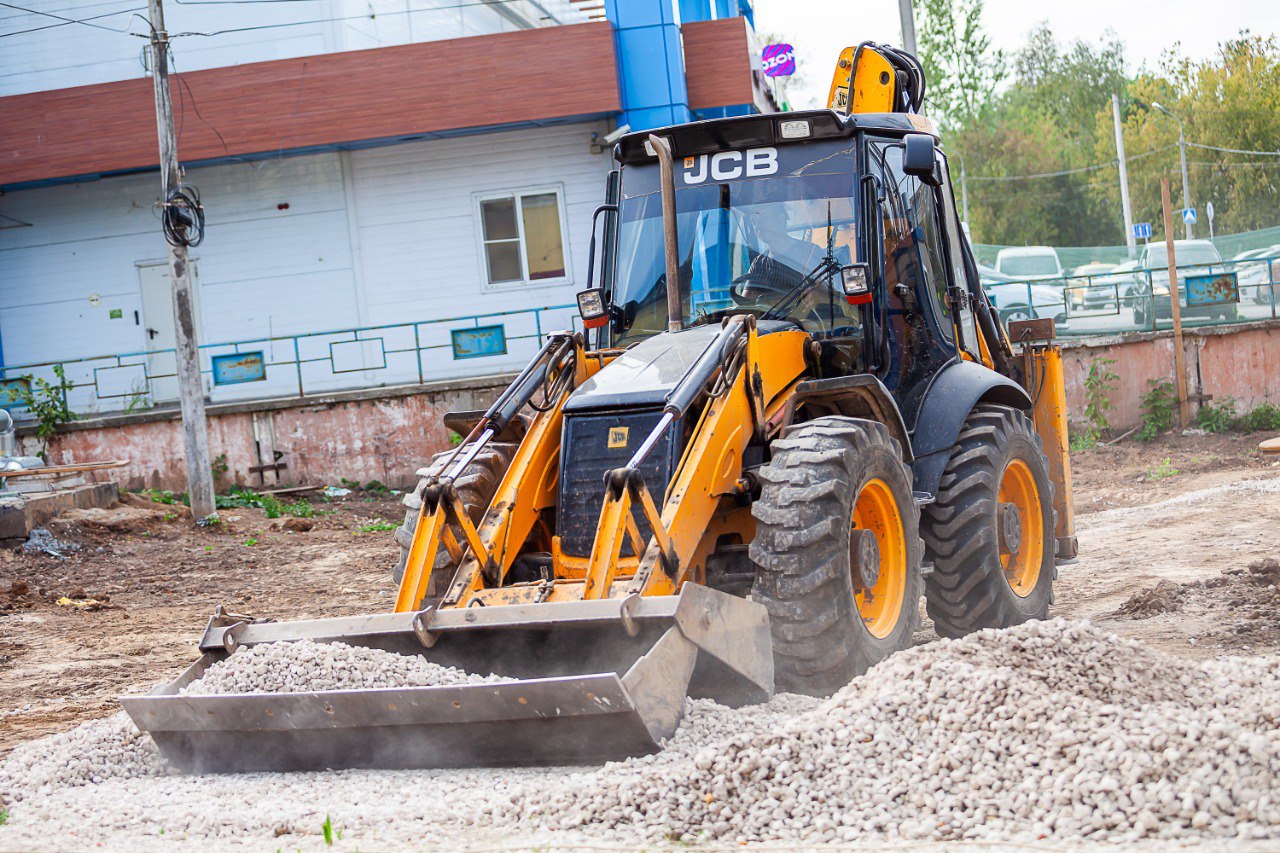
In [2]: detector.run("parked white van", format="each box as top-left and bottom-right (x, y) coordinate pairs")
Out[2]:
(995, 246), (1065, 280)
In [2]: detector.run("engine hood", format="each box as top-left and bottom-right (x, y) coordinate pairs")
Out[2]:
(564, 320), (794, 412)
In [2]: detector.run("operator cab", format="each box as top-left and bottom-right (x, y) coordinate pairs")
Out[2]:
(581, 107), (995, 434)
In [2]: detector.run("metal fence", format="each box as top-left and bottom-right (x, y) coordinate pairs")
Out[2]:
(3, 259), (1276, 418)
(986, 257), (1277, 338)
(0, 304), (579, 417)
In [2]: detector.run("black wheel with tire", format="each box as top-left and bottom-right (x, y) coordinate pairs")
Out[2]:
(392, 442), (517, 598)
(750, 417), (923, 696)
(922, 404), (1056, 638)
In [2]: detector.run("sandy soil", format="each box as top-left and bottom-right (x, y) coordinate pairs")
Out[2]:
(1, 432), (1278, 760)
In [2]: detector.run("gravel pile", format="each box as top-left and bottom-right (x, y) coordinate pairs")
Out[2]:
(511, 618), (1280, 844)
(0, 712), (171, 803)
(182, 638), (513, 695)
(1, 619), (1278, 848)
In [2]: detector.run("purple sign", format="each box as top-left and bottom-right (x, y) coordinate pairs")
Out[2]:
(761, 43), (795, 78)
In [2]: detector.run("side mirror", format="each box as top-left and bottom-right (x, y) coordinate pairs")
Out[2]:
(903, 133), (941, 187)
(841, 263), (872, 305)
(576, 288), (609, 329)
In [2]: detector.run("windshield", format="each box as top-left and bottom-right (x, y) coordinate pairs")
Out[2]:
(611, 143), (863, 346)
(998, 254), (1059, 277)
(1146, 243), (1222, 269)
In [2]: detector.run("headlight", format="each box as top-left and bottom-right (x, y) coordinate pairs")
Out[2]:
(1152, 283), (1169, 296)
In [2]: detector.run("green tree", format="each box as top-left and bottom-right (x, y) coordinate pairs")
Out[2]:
(951, 26), (1129, 246)
(916, 0), (1005, 127)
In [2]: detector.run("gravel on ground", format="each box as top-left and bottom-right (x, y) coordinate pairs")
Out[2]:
(1, 618), (1277, 849)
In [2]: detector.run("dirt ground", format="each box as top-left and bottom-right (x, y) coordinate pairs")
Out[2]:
(2, 432), (1279, 759)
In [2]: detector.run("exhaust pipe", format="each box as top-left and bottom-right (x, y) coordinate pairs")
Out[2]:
(648, 134), (683, 333)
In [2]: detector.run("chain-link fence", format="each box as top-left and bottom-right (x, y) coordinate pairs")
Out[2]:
(973, 224), (1280, 336)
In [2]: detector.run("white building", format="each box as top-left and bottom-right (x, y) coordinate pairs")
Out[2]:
(0, 0), (772, 413)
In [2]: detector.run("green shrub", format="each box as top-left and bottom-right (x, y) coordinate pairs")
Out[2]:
(1084, 357), (1119, 434)
(1196, 397), (1236, 433)
(1138, 381), (1177, 441)
(285, 499), (316, 518)
(1237, 402), (1280, 433)
(260, 494), (283, 519)
(1069, 428), (1099, 452)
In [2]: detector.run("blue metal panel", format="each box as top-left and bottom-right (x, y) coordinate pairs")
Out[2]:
(212, 351), (268, 385)
(1184, 271), (1240, 307)
(451, 325), (508, 359)
(0, 378), (31, 409)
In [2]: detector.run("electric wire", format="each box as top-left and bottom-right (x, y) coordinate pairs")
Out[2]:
(162, 185), (206, 247)
(0, 1), (146, 36)
(1185, 141), (1280, 156)
(167, 0), (570, 37)
(967, 145), (1177, 183)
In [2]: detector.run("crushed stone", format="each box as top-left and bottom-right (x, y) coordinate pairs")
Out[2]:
(0, 619), (1277, 849)
(181, 638), (514, 696)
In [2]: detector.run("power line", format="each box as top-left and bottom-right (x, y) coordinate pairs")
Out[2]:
(168, 0), (564, 37)
(0, 1), (146, 36)
(1186, 141), (1280, 157)
(966, 144), (1176, 183)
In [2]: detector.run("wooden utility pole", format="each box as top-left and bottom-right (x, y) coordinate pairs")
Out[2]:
(1160, 178), (1190, 430)
(147, 0), (217, 521)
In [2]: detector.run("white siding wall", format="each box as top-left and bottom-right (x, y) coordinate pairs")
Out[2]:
(350, 121), (613, 381)
(0, 121), (612, 410)
(0, 0), (587, 97)
(0, 152), (360, 411)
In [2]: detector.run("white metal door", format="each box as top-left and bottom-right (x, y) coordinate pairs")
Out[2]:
(137, 261), (202, 403)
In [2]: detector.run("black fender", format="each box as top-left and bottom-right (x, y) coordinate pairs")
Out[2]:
(786, 374), (911, 460)
(909, 360), (1032, 497)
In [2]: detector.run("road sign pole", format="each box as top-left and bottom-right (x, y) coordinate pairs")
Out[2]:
(1178, 127), (1193, 240)
(898, 0), (918, 55)
(1112, 94), (1136, 258)
(1161, 178), (1190, 430)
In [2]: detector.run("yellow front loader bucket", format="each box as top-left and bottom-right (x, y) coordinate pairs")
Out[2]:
(121, 585), (772, 772)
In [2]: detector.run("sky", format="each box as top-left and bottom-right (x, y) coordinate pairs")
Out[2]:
(754, 0), (1280, 109)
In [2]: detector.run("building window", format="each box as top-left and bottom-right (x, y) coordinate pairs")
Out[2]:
(475, 187), (570, 287)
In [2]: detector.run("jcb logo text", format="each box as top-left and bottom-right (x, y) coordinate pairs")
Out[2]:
(682, 147), (778, 185)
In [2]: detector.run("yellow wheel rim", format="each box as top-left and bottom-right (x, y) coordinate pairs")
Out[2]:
(997, 458), (1045, 597)
(852, 478), (907, 639)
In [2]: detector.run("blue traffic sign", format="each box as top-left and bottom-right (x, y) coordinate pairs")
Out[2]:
(1133, 222), (1153, 239)
(1183, 207), (1197, 225)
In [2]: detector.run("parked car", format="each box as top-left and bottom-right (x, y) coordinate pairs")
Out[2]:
(994, 246), (1065, 280)
(1230, 244), (1280, 305)
(977, 264), (1067, 327)
(1069, 259), (1144, 312)
(1131, 240), (1237, 326)
(1067, 261), (1121, 311)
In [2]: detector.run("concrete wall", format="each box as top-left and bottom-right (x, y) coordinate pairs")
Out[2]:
(1061, 320), (1280, 430)
(22, 320), (1279, 493)
(32, 377), (508, 492)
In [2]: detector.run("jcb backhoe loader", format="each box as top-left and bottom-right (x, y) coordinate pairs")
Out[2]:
(123, 43), (1075, 773)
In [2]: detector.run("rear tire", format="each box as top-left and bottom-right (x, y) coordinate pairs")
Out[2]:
(922, 404), (1055, 638)
(392, 443), (517, 596)
(750, 417), (923, 696)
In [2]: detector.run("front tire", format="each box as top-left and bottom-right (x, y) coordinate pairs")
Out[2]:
(922, 404), (1055, 638)
(392, 442), (517, 596)
(750, 417), (923, 696)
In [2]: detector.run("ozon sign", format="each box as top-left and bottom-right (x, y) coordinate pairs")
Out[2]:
(682, 147), (779, 184)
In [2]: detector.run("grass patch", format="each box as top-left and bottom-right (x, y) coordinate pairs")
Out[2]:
(1145, 457), (1179, 481)
(355, 520), (396, 534)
